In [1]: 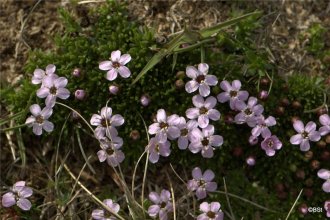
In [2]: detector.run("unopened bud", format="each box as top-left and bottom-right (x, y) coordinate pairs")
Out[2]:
(260, 77), (270, 86)
(249, 135), (258, 146)
(140, 94), (150, 107)
(72, 68), (81, 77)
(304, 151), (313, 160)
(175, 79), (184, 89)
(275, 106), (285, 116)
(258, 90), (268, 100)
(298, 203), (308, 215)
(75, 89), (86, 100)
(280, 98), (290, 107)
(246, 156), (256, 166)
(109, 85), (119, 95)
(310, 160), (320, 170)
(292, 101), (302, 109)
(130, 130), (140, 141)
(176, 71), (185, 79)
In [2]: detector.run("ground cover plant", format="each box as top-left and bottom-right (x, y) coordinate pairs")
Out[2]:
(1, 1), (329, 219)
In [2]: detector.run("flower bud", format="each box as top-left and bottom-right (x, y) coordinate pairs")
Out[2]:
(292, 101), (302, 109)
(280, 98), (290, 107)
(109, 85), (119, 95)
(321, 150), (330, 161)
(295, 169), (305, 180)
(304, 151), (313, 160)
(224, 114), (234, 125)
(248, 135), (258, 146)
(316, 140), (326, 148)
(72, 68), (81, 77)
(175, 79), (184, 90)
(232, 147), (243, 157)
(258, 90), (268, 100)
(260, 77), (270, 86)
(316, 107), (328, 116)
(310, 160), (320, 170)
(140, 94), (150, 107)
(71, 111), (80, 120)
(129, 130), (140, 141)
(176, 71), (185, 79)
(75, 89), (86, 100)
(275, 106), (285, 116)
(298, 203), (308, 215)
(291, 116), (300, 124)
(246, 156), (256, 166)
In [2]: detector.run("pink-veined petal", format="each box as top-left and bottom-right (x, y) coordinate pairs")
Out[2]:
(30, 104), (41, 116)
(199, 83), (210, 97)
(111, 50), (121, 62)
(204, 96), (217, 109)
(99, 61), (112, 70)
(231, 80), (242, 90)
(17, 198), (31, 211)
(56, 88), (70, 99)
(118, 66), (131, 78)
(119, 54), (131, 65)
(317, 169), (330, 180)
(217, 92), (230, 103)
(33, 124), (43, 135)
(36, 87), (49, 98)
(42, 120), (54, 132)
(111, 114), (124, 126)
(205, 75), (218, 86)
(305, 121), (316, 133)
(290, 134), (303, 145)
(300, 139), (310, 151)
(106, 69), (118, 81)
(185, 80), (199, 93)
(45, 64), (56, 75)
(157, 109), (167, 123)
(2, 192), (16, 207)
(54, 77), (68, 88)
(198, 63), (209, 74)
(192, 95), (204, 108)
(186, 66), (199, 79)
(293, 120), (304, 133)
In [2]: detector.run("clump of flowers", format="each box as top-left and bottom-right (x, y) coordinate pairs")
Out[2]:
(1, 181), (33, 211)
(197, 202), (224, 220)
(91, 199), (120, 220)
(148, 189), (173, 220)
(187, 167), (217, 199)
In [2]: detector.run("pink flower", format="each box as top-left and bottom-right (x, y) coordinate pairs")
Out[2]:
(148, 190), (173, 220)
(251, 115), (276, 138)
(148, 109), (180, 143)
(185, 63), (218, 97)
(317, 169), (330, 193)
(32, 64), (57, 84)
(90, 107), (124, 139)
(97, 135), (125, 167)
(197, 202), (224, 220)
(25, 104), (54, 135)
(261, 135), (282, 156)
(189, 125), (223, 158)
(234, 97), (264, 127)
(187, 167), (217, 200)
(319, 114), (330, 136)
(36, 76), (70, 107)
(324, 200), (330, 218)
(99, 50), (131, 81)
(92, 199), (120, 220)
(169, 117), (198, 150)
(290, 120), (321, 151)
(186, 95), (220, 128)
(217, 80), (249, 110)
(2, 181), (33, 211)
(146, 137), (171, 164)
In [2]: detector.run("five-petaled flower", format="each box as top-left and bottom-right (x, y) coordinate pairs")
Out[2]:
(317, 169), (330, 193)
(186, 95), (220, 129)
(90, 107), (124, 139)
(217, 80), (249, 110)
(25, 104), (54, 135)
(234, 96), (264, 127)
(261, 135), (282, 157)
(319, 114), (330, 136)
(189, 125), (223, 158)
(168, 117), (198, 150)
(32, 64), (58, 85)
(36, 76), (70, 107)
(185, 63), (218, 97)
(251, 115), (276, 138)
(2, 181), (33, 211)
(99, 50), (132, 81)
(197, 202), (224, 220)
(97, 135), (125, 167)
(148, 189), (173, 220)
(187, 167), (217, 200)
(92, 199), (120, 220)
(148, 109), (180, 143)
(290, 120), (321, 151)
(146, 137), (171, 163)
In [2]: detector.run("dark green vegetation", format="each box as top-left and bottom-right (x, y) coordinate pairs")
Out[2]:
(1, 1), (329, 219)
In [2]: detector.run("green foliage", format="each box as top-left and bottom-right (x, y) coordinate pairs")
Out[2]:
(305, 23), (326, 55)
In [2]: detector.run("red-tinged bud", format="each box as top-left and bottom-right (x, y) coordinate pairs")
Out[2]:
(75, 89), (86, 100)
(129, 130), (140, 141)
(72, 68), (81, 77)
(258, 90), (268, 100)
(246, 156), (256, 166)
(109, 85), (119, 95)
(140, 94), (151, 107)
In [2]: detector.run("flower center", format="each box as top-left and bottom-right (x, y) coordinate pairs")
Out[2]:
(155, 144), (160, 153)
(101, 118), (111, 127)
(229, 90), (238, 97)
(106, 147), (114, 155)
(199, 107), (208, 115)
(180, 128), (188, 136)
(244, 108), (252, 115)
(160, 122), (168, 129)
(302, 131), (309, 139)
(198, 179), (206, 187)
(267, 140), (274, 148)
(160, 202), (167, 209)
(201, 138), (209, 146)
(36, 115), (44, 124)
(196, 75), (205, 84)
(207, 211), (216, 218)
(112, 62), (121, 69)
(50, 86), (57, 95)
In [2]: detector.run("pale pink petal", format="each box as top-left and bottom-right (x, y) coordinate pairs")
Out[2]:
(208, 109), (220, 121)
(186, 66), (199, 79)
(308, 131), (320, 142)
(97, 150), (107, 162)
(290, 134), (303, 145)
(90, 114), (102, 126)
(300, 139), (310, 151)
(36, 87), (49, 98)
(178, 137), (188, 149)
(19, 187), (33, 198)
(192, 167), (202, 179)
(57, 88), (70, 99)
(30, 104), (41, 116)
(205, 75), (218, 86)
(43, 121), (54, 132)
(210, 202), (221, 212)
(101, 107), (112, 119)
(33, 124), (43, 135)
(198, 115), (209, 128)
(220, 80), (231, 92)
(148, 205), (160, 217)
(185, 80), (199, 93)
(203, 170), (215, 181)
(293, 120), (304, 133)
(118, 66), (131, 78)
(167, 126), (180, 139)
(45, 95), (56, 108)
(322, 181), (330, 193)
(40, 107), (53, 119)
(148, 123), (160, 134)
(2, 192), (16, 207)
(199, 202), (210, 212)
(196, 187), (207, 199)
(205, 182), (217, 192)
(99, 61), (112, 70)
(210, 135), (223, 146)
(202, 147), (214, 158)
(106, 69), (118, 81)
(25, 116), (35, 125)
(237, 90), (249, 101)
(111, 50), (121, 62)
(305, 121), (316, 133)
(92, 209), (104, 219)
(45, 64), (56, 75)
(149, 152), (159, 163)
(17, 198), (31, 210)
(119, 54), (131, 65)
(202, 125), (214, 136)
(217, 92), (230, 103)
(232, 80), (242, 90)
(319, 114), (330, 126)
(199, 83), (210, 97)
(317, 169), (330, 180)
(42, 76), (55, 87)
(54, 77), (68, 88)
(157, 109), (167, 122)
(110, 114), (124, 126)
(192, 95), (204, 108)
(204, 96), (217, 109)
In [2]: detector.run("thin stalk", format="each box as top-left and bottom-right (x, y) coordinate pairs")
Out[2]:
(223, 178), (235, 220)
(75, 129), (96, 174)
(285, 189), (303, 220)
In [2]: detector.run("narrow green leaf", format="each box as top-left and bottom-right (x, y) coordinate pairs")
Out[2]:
(172, 53), (178, 72)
